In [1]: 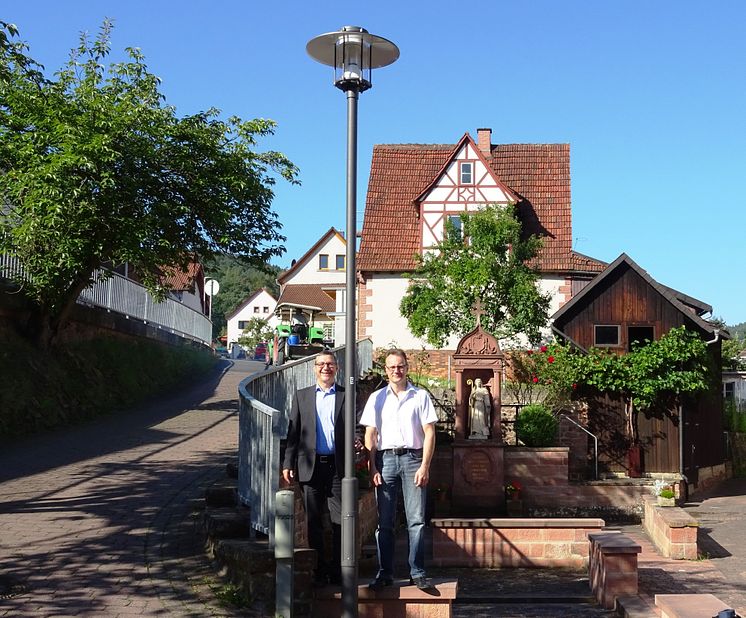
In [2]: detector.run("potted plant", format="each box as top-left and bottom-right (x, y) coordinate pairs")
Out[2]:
(654, 480), (676, 507)
(505, 480), (522, 500)
(505, 480), (523, 516)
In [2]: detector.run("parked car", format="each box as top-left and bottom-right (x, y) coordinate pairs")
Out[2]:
(215, 346), (229, 358)
(254, 342), (268, 361)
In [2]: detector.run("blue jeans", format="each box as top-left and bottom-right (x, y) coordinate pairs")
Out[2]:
(374, 449), (427, 579)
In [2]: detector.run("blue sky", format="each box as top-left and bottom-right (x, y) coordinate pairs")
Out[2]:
(5, 1), (745, 324)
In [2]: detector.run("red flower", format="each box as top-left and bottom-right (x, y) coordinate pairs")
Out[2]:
(532, 376), (539, 383)
(572, 383), (578, 390)
(526, 350), (533, 356)
(547, 356), (555, 364)
(540, 345), (548, 353)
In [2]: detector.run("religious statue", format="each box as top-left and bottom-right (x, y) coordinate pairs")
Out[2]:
(468, 378), (491, 439)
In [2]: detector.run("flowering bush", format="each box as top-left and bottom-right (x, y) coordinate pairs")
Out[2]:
(505, 480), (522, 497)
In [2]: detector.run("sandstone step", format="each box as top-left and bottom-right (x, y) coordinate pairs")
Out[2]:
(202, 505), (251, 539)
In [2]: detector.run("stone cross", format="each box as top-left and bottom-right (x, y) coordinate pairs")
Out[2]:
(472, 299), (485, 327)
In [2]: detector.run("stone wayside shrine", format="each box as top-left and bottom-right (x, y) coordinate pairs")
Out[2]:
(451, 307), (505, 515)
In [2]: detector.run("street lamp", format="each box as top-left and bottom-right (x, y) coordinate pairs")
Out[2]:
(307, 26), (399, 618)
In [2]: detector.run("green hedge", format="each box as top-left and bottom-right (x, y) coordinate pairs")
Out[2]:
(516, 403), (558, 447)
(0, 328), (216, 437)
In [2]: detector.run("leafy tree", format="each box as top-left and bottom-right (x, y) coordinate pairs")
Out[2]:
(204, 254), (281, 339)
(237, 317), (273, 351)
(0, 21), (297, 347)
(722, 336), (746, 371)
(400, 204), (550, 348)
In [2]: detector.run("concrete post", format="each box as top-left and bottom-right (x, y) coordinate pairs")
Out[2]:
(275, 489), (295, 618)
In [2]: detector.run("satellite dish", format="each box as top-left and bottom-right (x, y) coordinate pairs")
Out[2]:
(205, 279), (220, 296)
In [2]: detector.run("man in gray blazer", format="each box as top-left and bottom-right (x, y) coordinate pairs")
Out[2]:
(282, 350), (345, 585)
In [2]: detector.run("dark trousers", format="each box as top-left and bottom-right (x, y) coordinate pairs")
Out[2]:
(302, 456), (342, 577)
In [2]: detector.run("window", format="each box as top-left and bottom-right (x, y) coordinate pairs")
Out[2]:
(336, 254), (345, 270)
(594, 325), (620, 347)
(628, 326), (655, 352)
(238, 320), (248, 329)
(724, 381), (735, 401)
(446, 215), (463, 241)
(253, 306), (260, 313)
(460, 162), (473, 184)
(319, 254), (329, 270)
(263, 306), (269, 313)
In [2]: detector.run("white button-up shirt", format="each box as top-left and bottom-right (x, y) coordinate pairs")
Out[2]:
(359, 382), (438, 450)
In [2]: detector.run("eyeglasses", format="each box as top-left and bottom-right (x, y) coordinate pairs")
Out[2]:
(315, 362), (337, 368)
(385, 365), (407, 372)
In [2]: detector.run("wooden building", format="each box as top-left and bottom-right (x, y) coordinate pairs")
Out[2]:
(551, 253), (725, 487)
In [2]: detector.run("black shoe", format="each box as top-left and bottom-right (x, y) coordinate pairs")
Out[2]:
(368, 575), (394, 591)
(409, 576), (433, 590)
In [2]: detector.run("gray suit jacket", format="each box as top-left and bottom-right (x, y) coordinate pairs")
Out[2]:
(283, 384), (345, 483)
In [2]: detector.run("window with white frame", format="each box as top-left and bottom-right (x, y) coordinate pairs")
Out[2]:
(460, 162), (473, 185)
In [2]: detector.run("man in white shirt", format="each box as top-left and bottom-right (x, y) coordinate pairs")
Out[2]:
(360, 348), (438, 591)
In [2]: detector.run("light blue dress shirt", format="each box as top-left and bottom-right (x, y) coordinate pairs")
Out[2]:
(315, 384), (336, 455)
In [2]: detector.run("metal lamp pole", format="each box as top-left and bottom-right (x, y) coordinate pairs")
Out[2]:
(307, 26), (399, 618)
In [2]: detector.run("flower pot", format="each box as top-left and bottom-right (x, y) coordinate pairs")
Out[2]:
(657, 496), (675, 507)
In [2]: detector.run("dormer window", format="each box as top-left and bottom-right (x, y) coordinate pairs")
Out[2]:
(460, 162), (473, 185)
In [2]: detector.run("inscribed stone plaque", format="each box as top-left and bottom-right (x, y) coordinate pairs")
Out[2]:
(461, 449), (493, 486)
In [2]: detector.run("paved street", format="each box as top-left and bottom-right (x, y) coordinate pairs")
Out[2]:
(2, 356), (746, 617)
(0, 359), (263, 617)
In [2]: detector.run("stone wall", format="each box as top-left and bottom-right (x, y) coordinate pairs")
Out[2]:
(641, 495), (698, 559)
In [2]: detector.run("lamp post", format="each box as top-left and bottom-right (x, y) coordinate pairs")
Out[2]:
(307, 26), (399, 617)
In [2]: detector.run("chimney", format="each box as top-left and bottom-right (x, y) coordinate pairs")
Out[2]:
(477, 127), (492, 154)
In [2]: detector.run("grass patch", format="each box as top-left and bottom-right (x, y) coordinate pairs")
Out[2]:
(0, 325), (216, 438)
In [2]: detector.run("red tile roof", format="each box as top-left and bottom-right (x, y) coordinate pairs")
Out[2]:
(358, 138), (601, 275)
(160, 261), (204, 291)
(276, 284), (336, 314)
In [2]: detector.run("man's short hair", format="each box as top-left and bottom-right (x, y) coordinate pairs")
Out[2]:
(316, 350), (337, 363)
(384, 348), (408, 364)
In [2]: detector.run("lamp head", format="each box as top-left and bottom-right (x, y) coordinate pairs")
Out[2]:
(307, 26), (399, 92)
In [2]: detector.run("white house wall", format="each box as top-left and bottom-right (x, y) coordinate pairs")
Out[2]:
(362, 273), (565, 351)
(285, 234), (347, 285)
(226, 289), (278, 349)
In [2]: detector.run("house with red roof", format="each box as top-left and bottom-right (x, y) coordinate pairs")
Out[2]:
(276, 227), (347, 346)
(357, 127), (605, 354)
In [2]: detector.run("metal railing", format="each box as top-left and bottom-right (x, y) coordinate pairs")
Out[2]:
(1, 254), (212, 346)
(78, 269), (212, 345)
(238, 340), (373, 546)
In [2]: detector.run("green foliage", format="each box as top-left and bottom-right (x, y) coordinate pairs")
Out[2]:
(724, 399), (746, 432)
(572, 326), (711, 415)
(0, 324), (216, 437)
(722, 336), (746, 371)
(659, 488), (675, 499)
(525, 326), (714, 443)
(204, 254), (281, 338)
(515, 403), (558, 447)
(236, 316), (273, 350)
(728, 321), (746, 340)
(400, 205), (550, 348)
(0, 21), (297, 345)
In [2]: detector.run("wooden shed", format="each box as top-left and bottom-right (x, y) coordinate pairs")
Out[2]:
(551, 253), (725, 485)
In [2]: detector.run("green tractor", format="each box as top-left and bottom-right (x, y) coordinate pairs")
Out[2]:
(269, 303), (329, 366)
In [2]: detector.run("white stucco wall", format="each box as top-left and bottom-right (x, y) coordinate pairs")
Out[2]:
(284, 233), (347, 286)
(226, 289), (278, 349)
(363, 273), (566, 351)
